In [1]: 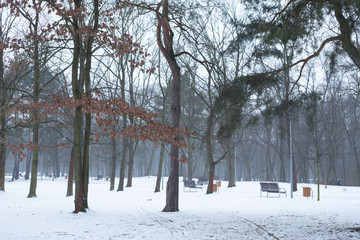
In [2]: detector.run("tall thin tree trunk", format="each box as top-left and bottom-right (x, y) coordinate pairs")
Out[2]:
(82, 112), (91, 208)
(118, 56), (128, 191)
(54, 150), (60, 178)
(155, 142), (165, 193)
(67, 148), (74, 197)
(25, 151), (31, 180)
(126, 67), (135, 187)
(117, 121), (128, 191)
(279, 129), (286, 182)
(187, 146), (193, 180)
(145, 147), (155, 177)
(71, 2), (85, 211)
(110, 133), (116, 191)
(156, 0), (181, 212)
(206, 113), (215, 194)
(126, 140), (134, 187)
(28, 11), (40, 198)
(226, 136), (236, 187)
(0, 3), (5, 191)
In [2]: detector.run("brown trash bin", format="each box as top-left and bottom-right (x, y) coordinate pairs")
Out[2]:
(303, 187), (313, 199)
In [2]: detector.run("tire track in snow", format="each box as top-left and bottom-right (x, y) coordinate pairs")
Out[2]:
(232, 212), (280, 240)
(138, 207), (187, 239)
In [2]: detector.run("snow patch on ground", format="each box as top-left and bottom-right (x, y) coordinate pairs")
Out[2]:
(1, 177), (359, 239)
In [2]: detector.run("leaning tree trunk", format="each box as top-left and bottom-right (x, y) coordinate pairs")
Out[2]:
(157, 0), (181, 212)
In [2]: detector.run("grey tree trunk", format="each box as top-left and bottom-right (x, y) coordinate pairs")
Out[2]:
(126, 140), (134, 187)
(28, 10), (40, 198)
(118, 56), (128, 191)
(206, 113), (215, 194)
(126, 67), (135, 188)
(11, 153), (19, 181)
(187, 146), (193, 180)
(66, 148), (74, 197)
(117, 118), (128, 191)
(226, 136), (236, 187)
(25, 150), (32, 180)
(155, 143), (165, 193)
(0, 116), (5, 191)
(0, 6), (5, 191)
(110, 133), (117, 191)
(156, 0), (181, 212)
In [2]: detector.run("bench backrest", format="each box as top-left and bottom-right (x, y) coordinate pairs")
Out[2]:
(260, 182), (280, 192)
(184, 180), (196, 188)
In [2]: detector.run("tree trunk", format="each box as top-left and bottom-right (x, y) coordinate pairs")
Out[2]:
(333, 2), (360, 71)
(54, 150), (60, 178)
(157, 0), (181, 212)
(28, 120), (39, 198)
(110, 133), (116, 191)
(0, 5), (5, 191)
(126, 140), (135, 187)
(73, 106), (85, 212)
(66, 148), (74, 197)
(126, 66), (135, 187)
(279, 127), (286, 182)
(25, 150), (31, 180)
(28, 11), (40, 198)
(187, 146), (193, 180)
(71, 3), (85, 211)
(82, 112), (91, 209)
(316, 144), (320, 201)
(155, 142), (165, 193)
(12, 153), (19, 181)
(206, 113), (215, 194)
(226, 136), (236, 187)
(207, 161), (215, 194)
(144, 146), (155, 177)
(117, 127), (128, 191)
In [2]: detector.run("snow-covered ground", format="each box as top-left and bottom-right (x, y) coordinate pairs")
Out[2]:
(1, 176), (359, 240)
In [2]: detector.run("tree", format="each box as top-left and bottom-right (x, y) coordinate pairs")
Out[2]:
(0, 0), (18, 191)
(156, 0), (181, 212)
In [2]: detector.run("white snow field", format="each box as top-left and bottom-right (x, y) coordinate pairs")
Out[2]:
(1, 176), (359, 240)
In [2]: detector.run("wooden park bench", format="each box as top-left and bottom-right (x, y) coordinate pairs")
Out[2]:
(183, 180), (203, 191)
(260, 182), (287, 197)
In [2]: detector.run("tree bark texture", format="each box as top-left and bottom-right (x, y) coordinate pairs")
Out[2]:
(71, 0), (85, 212)
(126, 68), (135, 187)
(157, 0), (181, 212)
(66, 148), (74, 197)
(0, 21), (5, 191)
(206, 113), (215, 194)
(155, 142), (165, 193)
(110, 134), (116, 191)
(117, 118), (128, 191)
(126, 140), (134, 187)
(28, 11), (40, 198)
